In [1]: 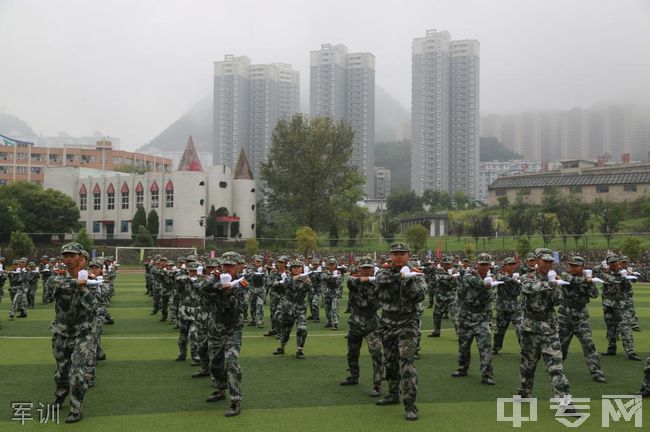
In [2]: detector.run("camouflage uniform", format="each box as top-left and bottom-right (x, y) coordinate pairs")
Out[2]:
(266, 258), (288, 336)
(41, 259), (54, 303)
(455, 262), (494, 381)
(598, 259), (638, 358)
(518, 254), (571, 398)
(638, 356), (650, 395)
(8, 266), (29, 319)
(375, 243), (427, 419)
(246, 262), (266, 327)
(45, 243), (97, 420)
(199, 254), (247, 407)
(307, 267), (323, 321)
(493, 270), (523, 353)
(431, 261), (459, 335)
(275, 264), (312, 353)
(322, 261), (344, 329)
(345, 261), (383, 388)
(423, 263), (437, 308)
(557, 261), (605, 382)
(26, 263), (39, 308)
(85, 260), (108, 385)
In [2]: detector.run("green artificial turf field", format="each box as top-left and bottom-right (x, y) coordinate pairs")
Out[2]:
(1, 273), (649, 431)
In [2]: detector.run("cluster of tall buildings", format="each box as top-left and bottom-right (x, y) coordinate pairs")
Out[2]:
(211, 29), (480, 200)
(481, 106), (650, 164)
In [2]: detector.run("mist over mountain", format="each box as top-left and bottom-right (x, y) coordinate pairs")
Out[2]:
(139, 85), (411, 153)
(0, 113), (37, 138)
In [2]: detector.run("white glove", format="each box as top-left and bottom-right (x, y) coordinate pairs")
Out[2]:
(590, 277), (605, 284)
(181, 264), (187, 270)
(447, 269), (453, 275)
(368, 276), (377, 282)
(220, 273), (232, 285)
(78, 270), (89, 281)
(547, 270), (557, 282)
(583, 269), (592, 278)
(512, 272), (520, 279)
(230, 277), (245, 288)
(621, 269), (628, 277)
(400, 266), (411, 274)
(490, 281), (504, 287)
(190, 277), (197, 282)
(96, 276), (104, 282)
(554, 280), (570, 286)
(300, 273), (311, 280)
(197, 266), (203, 275)
(86, 279), (101, 286)
(484, 277), (493, 284)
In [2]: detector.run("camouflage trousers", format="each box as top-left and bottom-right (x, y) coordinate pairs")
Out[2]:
(9, 287), (28, 318)
(27, 283), (37, 308)
(159, 291), (170, 320)
(346, 321), (383, 385)
(457, 319), (493, 377)
(627, 297), (640, 330)
(241, 290), (250, 321)
(195, 316), (210, 374)
(433, 296), (457, 332)
(518, 330), (571, 398)
(151, 287), (161, 313)
(207, 323), (243, 402)
(248, 287), (264, 327)
(269, 294), (281, 333)
(86, 315), (106, 382)
(558, 306), (604, 379)
(641, 355), (650, 392)
(603, 304), (636, 355)
(169, 295), (180, 323)
(178, 318), (199, 359)
(426, 283), (435, 307)
(324, 295), (340, 327)
(278, 305), (308, 348)
(52, 331), (94, 415)
(493, 309), (522, 352)
(308, 289), (321, 321)
(381, 318), (420, 410)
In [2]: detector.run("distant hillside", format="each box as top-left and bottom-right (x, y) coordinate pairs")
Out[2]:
(479, 136), (523, 161)
(139, 85), (410, 153)
(375, 140), (411, 192)
(0, 113), (36, 137)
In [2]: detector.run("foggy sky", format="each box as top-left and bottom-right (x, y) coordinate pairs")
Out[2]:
(1, 0), (649, 151)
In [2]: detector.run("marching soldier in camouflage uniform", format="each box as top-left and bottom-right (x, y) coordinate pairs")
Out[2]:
(518, 253), (536, 275)
(375, 242), (427, 421)
(307, 260), (323, 322)
(264, 257), (288, 337)
(518, 248), (572, 405)
(429, 256), (459, 337)
(40, 256), (53, 303)
(557, 256), (606, 382)
(8, 258), (29, 320)
(46, 243), (98, 423)
(322, 257), (343, 330)
(340, 256), (383, 396)
(619, 256), (641, 331)
(85, 258), (108, 387)
(200, 252), (248, 417)
(175, 262), (203, 361)
(452, 253), (495, 385)
(423, 260), (437, 309)
(192, 258), (219, 378)
(272, 260), (312, 358)
(246, 256), (266, 328)
(26, 261), (39, 308)
(597, 255), (641, 360)
(492, 257), (523, 354)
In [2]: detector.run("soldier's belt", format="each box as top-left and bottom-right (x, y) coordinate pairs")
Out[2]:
(462, 304), (488, 313)
(561, 300), (588, 310)
(381, 311), (418, 321)
(524, 311), (553, 321)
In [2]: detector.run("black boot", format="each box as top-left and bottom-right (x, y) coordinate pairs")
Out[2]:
(225, 401), (241, 417)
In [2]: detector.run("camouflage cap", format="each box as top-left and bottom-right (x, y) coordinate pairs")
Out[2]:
(442, 256), (454, 264)
(187, 261), (200, 271)
(327, 257), (338, 265)
(154, 254), (162, 259)
(236, 256), (246, 264)
(0, 256), (5, 262)
(61, 242), (84, 255)
(289, 260), (304, 268)
(606, 254), (619, 264)
(568, 256), (585, 266)
(503, 257), (517, 265)
(462, 257), (470, 263)
(526, 252), (536, 261)
(80, 250), (90, 260)
(89, 259), (104, 268)
(619, 255), (630, 262)
(253, 255), (264, 261)
(28, 262), (36, 267)
(49, 258), (56, 262)
(535, 247), (554, 262)
(159, 256), (168, 262)
(389, 242), (410, 253)
(359, 256), (375, 268)
(205, 258), (221, 267)
(186, 254), (198, 262)
(40, 255), (49, 260)
(220, 252), (240, 266)
(177, 257), (186, 263)
(477, 253), (492, 265)
(167, 259), (176, 266)
(18, 257), (27, 262)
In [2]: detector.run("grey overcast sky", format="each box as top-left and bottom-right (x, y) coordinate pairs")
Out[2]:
(1, 0), (649, 150)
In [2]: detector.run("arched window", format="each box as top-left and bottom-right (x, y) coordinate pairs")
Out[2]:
(165, 180), (174, 208)
(135, 182), (144, 208)
(107, 183), (115, 210)
(121, 182), (129, 209)
(79, 184), (87, 211)
(150, 181), (159, 208)
(92, 184), (101, 210)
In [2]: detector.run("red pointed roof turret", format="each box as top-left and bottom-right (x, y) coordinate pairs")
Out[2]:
(177, 136), (204, 172)
(233, 148), (254, 180)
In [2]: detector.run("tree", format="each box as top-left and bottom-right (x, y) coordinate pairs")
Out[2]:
(133, 225), (154, 247)
(74, 228), (94, 253)
(346, 205), (368, 246)
(0, 182), (79, 242)
(380, 217), (400, 245)
(147, 209), (159, 240)
(404, 224), (428, 254)
(506, 197), (536, 237)
(497, 196), (509, 217)
(328, 224), (339, 248)
(386, 189), (423, 215)
(536, 213), (557, 247)
(260, 114), (364, 231)
(516, 237), (531, 259)
(450, 218), (466, 238)
(244, 238), (260, 257)
(423, 189), (452, 210)
(205, 205), (218, 237)
(452, 191), (474, 209)
(131, 207), (147, 240)
(469, 214), (493, 248)
(0, 199), (23, 242)
(620, 237), (641, 261)
(541, 187), (563, 213)
(593, 199), (624, 248)
(296, 226), (318, 256)
(9, 231), (34, 257)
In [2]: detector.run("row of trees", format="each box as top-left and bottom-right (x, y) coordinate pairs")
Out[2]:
(385, 189), (477, 216)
